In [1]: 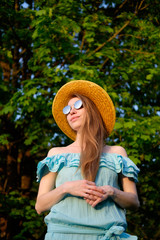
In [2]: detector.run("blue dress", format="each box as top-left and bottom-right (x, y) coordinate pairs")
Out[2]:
(37, 152), (140, 240)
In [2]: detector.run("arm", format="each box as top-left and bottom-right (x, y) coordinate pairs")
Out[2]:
(112, 146), (140, 209)
(35, 148), (67, 214)
(35, 171), (65, 214)
(35, 170), (104, 214)
(85, 177), (140, 209)
(35, 174), (105, 214)
(111, 174), (140, 209)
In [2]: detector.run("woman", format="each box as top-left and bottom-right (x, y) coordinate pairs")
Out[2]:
(35, 80), (140, 240)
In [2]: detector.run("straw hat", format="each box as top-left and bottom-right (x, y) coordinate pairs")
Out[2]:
(52, 80), (116, 141)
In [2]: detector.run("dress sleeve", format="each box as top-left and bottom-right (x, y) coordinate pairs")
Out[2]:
(100, 153), (140, 183)
(118, 155), (140, 182)
(36, 153), (79, 182)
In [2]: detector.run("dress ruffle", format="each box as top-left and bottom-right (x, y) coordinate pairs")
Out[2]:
(36, 153), (139, 183)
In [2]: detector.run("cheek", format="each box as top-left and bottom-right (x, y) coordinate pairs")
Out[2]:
(80, 109), (87, 124)
(66, 115), (70, 123)
(83, 110), (86, 119)
(66, 115), (73, 128)
(82, 108), (86, 117)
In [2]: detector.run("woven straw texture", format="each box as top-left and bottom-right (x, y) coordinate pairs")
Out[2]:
(52, 80), (116, 141)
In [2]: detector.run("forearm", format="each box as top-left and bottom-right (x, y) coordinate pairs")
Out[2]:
(36, 179), (104, 214)
(85, 184), (140, 209)
(35, 184), (66, 214)
(111, 187), (140, 210)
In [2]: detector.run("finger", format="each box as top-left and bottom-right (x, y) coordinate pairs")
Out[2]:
(86, 180), (96, 186)
(86, 189), (104, 198)
(84, 193), (92, 200)
(84, 193), (98, 200)
(89, 200), (94, 205)
(88, 185), (105, 194)
(85, 198), (90, 203)
(95, 186), (106, 194)
(91, 198), (102, 207)
(86, 199), (94, 205)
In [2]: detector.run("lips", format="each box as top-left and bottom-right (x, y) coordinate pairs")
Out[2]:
(70, 116), (79, 122)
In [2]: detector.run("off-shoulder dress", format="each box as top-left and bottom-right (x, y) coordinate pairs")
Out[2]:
(37, 152), (140, 240)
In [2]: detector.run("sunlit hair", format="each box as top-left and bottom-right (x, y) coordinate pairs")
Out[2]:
(73, 94), (107, 181)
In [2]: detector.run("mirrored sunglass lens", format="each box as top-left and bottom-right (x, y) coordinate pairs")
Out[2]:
(74, 100), (83, 109)
(63, 105), (70, 114)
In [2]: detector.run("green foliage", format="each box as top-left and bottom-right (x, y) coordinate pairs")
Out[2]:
(0, 0), (160, 239)
(0, 191), (46, 239)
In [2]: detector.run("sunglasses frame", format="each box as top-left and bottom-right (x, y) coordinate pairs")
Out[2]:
(63, 99), (83, 115)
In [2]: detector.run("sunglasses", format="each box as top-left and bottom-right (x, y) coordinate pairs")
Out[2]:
(63, 99), (83, 115)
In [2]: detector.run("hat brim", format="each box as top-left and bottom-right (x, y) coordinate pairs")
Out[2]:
(52, 80), (116, 141)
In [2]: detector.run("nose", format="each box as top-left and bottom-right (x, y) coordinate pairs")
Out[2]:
(70, 106), (77, 115)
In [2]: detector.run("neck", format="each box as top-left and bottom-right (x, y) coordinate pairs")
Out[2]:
(73, 132), (81, 147)
(73, 132), (87, 150)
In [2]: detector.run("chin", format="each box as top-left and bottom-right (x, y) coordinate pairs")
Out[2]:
(69, 123), (81, 132)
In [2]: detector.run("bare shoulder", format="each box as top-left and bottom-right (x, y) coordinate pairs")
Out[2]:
(47, 144), (78, 157)
(103, 145), (128, 157)
(47, 147), (66, 157)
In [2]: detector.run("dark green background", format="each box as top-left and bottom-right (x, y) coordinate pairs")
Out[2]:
(0, 0), (160, 239)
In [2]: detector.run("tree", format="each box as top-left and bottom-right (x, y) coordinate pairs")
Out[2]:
(0, 0), (160, 239)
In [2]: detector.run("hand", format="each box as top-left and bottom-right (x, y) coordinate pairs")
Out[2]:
(85, 185), (115, 207)
(64, 180), (105, 200)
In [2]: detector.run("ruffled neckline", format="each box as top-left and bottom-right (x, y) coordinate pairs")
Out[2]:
(45, 152), (127, 158)
(36, 152), (140, 183)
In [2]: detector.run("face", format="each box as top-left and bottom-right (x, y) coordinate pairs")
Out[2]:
(64, 97), (86, 132)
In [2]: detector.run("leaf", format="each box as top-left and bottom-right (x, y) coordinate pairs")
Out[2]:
(124, 121), (136, 129)
(114, 122), (123, 130)
(25, 87), (38, 97)
(0, 134), (10, 145)
(0, 105), (14, 115)
(146, 74), (153, 80)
